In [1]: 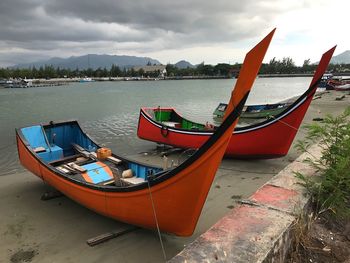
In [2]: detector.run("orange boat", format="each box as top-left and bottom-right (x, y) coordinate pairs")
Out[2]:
(16, 30), (274, 236)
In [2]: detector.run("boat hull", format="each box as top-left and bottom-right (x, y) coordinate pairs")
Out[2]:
(138, 94), (312, 159)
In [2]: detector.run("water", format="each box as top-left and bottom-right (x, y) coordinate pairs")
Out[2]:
(0, 77), (311, 175)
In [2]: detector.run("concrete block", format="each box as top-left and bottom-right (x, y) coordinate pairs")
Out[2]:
(248, 184), (303, 214)
(169, 205), (295, 263)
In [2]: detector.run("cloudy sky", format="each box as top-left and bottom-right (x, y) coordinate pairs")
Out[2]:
(0, 0), (348, 67)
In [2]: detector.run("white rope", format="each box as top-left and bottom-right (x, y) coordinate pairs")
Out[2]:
(268, 115), (299, 131)
(147, 179), (167, 261)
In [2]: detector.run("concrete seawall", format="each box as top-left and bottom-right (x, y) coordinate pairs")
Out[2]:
(169, 145), (322, 263)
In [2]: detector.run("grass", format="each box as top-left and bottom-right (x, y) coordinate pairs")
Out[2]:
(295, 107), (350, 219)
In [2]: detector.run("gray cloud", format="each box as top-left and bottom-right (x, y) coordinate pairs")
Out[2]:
(0, 0), (307, 67)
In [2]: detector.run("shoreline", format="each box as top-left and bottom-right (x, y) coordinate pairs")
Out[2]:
(0, 74), (315, 87)
(3, 73), (350, 87)
(0, 75), (316, 89)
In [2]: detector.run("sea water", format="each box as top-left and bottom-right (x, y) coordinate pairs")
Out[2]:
(0, 77), (311, 175)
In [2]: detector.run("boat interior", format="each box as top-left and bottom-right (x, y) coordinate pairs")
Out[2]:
(20, 122), (163, 187)
(145, 108), (209, 131)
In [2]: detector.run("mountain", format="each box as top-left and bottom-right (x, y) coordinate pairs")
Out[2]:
(331, 50), (350, 64)
(13, 54), (162, 70)
(174, 60), (195, 69)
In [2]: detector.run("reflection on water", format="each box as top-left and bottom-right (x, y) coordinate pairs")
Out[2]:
(0, 77), (311, 175)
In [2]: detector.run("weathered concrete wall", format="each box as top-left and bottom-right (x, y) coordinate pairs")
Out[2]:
(169, 145), (322, 263)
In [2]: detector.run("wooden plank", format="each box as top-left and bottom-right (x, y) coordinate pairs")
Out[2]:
(49, 154), (81, 165)
(67, 162), (87, 173)
(162, 121), (180, 127)
(106, 156), (122, 164)
(100, 179), (115, 186)
(33, 146), (46, 153)
(86, 226), (139, 246)
(62, 165), (76, 172)
(41, 190), (63, 201)
(335, 95), (346, 101)
(56, 166), (70, 173)
(72, 143), (97, 160)
(121, 176), (145, 185)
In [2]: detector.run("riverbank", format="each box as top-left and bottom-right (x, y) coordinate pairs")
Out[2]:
(0, 90), (349, 262)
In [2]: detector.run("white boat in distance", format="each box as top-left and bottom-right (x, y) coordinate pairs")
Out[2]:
(79, 77), (94, 83)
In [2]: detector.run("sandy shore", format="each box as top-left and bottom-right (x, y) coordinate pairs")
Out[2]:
(0, 90), (349, 262)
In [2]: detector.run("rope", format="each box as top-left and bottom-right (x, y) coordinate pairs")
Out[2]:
(268, 115), (299, 131)
(147, 178), (167, 261)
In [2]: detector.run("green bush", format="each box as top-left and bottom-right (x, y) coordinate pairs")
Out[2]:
(295, 107), (350, 218)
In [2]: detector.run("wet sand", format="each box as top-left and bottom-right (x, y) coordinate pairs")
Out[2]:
(0, 90), (349, 262)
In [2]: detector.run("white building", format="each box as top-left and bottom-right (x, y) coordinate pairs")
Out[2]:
(133, 65), (167, 77)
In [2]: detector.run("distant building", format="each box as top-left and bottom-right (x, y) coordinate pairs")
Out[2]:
(133, 65), (167, 77)
(23, 78), (33, 87)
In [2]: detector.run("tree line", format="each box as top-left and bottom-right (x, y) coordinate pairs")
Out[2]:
(0, 57), (349, 79)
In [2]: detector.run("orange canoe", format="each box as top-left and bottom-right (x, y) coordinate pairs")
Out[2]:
(16, 29), (275, 236)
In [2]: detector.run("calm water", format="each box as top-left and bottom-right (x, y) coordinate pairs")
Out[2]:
(0, 77), (311, 175)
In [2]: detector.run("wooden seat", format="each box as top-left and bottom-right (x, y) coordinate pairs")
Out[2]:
(49, 154), (81, 166)
(107, 156), (122, 164)
(33, 146), (46, 153)
(99, 179), (115, 186)
(67, 162), (87, 173)
(121, 176), (145, 185)
(56, 166), (71, 174)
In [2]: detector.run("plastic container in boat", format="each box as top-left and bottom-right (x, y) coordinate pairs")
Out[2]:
(97, 147), (112, 160)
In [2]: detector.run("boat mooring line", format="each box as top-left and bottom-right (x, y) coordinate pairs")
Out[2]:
(269, 115), (299, 131)
(147, 179), (167, 261)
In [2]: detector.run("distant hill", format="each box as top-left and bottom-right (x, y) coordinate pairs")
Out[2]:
(331, 50), (350, 64)
(174, 60), (195, 69)
(13, 54), (161, 70)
